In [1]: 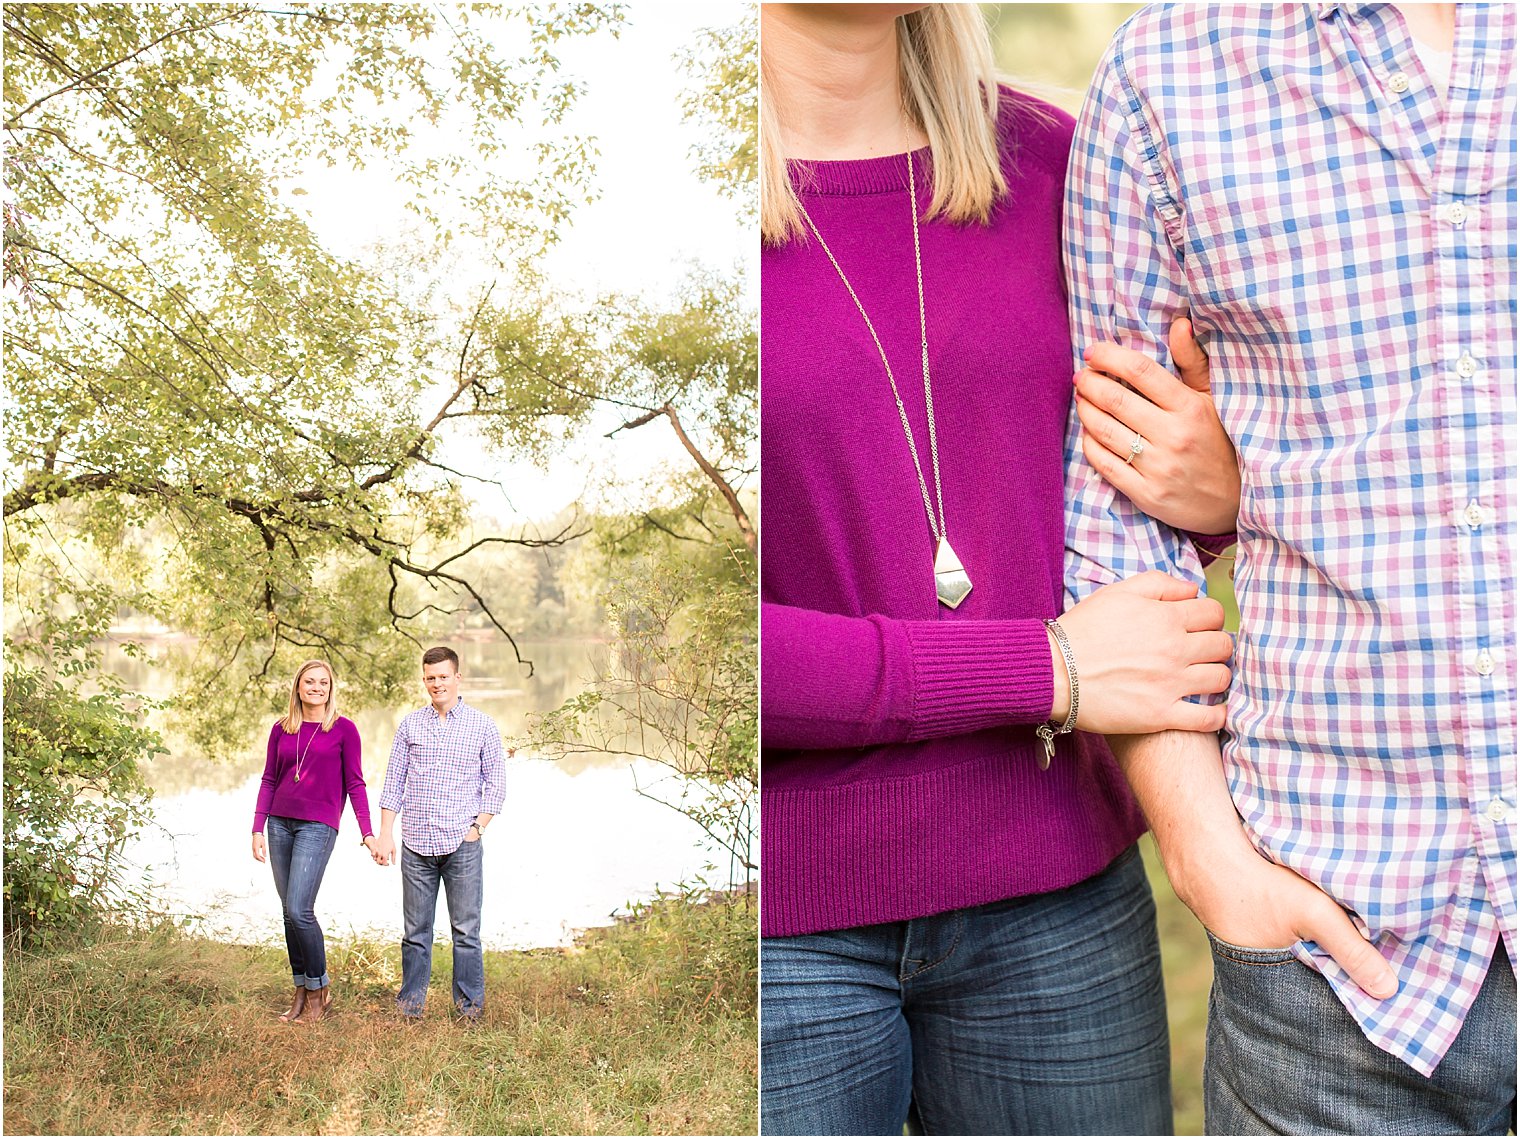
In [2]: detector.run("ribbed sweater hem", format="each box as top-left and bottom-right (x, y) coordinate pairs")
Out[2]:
(760, 737), (1146, 937)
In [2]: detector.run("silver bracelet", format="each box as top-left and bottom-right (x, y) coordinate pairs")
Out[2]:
(1036, 618), (1079, 769)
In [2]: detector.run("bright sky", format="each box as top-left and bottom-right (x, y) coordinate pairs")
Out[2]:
(293, 1), (756, 528)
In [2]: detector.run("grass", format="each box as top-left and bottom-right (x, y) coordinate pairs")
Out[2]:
(1143, 835), (1214, 1137)
(2, 892), (757, 1136)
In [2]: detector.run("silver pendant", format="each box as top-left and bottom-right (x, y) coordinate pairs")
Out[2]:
(934, 537), (972, 609)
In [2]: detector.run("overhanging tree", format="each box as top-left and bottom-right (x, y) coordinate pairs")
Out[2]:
(4, 3), (621, 736)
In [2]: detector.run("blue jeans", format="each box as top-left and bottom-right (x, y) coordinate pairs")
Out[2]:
(265, 815), (338, 990)
(398, 837), (485, 1017)
(1205, 936), (1517, 1135)
(760, 843), (1172, 1136)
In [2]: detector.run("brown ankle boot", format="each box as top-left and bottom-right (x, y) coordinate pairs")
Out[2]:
(278, 986), (307, 1023)
(297, 984), (332, 1024)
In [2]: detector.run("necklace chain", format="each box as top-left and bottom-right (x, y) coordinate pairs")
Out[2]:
(795, 149), (949, 545)
(292, 720), (319, 782)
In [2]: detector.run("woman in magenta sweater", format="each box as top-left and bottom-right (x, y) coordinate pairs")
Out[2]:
(251, 659), (377, 1024)
(760, 5), (1239, 1134)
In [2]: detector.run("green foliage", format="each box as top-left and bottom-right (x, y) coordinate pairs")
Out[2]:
(533, 15), (758, 890)
(535, 513), (757, 885)
(677, 12), (758, 213)
(3, 4), (620, 747)
(3, 649), (163, 942)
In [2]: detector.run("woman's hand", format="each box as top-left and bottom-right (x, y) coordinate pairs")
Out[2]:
(1075, 317), (1240, 535)
(1052, 571), (1232, 735)
(251, 833), (266, 863)
(362, 834), (378, 860)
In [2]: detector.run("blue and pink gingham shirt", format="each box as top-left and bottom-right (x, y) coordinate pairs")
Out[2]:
(1063, 3), (1515, 1075)
(379, 697), (506, 857)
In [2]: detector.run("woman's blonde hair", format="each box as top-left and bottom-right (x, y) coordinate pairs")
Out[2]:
(282, 659), (338, 734)
(761, 5), (1008, 246)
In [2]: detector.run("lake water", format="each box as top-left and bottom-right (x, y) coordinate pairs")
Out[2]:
(109, 639), (729, 949)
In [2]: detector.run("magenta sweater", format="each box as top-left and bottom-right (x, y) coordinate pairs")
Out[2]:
(252, 716), (374, 837)
(760, 91), (1147, 938)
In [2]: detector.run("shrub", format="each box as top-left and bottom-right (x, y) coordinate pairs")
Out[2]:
(3, 657), (162, 942)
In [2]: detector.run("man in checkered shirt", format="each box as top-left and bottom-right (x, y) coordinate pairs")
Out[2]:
(375, 645), (506, 1021)
(1063, 4), (1514, 1133)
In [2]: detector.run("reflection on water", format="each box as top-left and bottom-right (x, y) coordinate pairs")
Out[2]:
(104, 638), (723, 948)
(127, 757), (718, 949)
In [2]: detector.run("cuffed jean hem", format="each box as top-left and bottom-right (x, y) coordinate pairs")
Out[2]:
(293, 972), (332, 990)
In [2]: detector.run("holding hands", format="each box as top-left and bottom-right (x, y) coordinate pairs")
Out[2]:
(1075, 317), (1240, 535)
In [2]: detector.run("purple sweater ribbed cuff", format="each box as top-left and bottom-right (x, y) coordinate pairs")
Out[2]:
(903, 618), (1056, 740)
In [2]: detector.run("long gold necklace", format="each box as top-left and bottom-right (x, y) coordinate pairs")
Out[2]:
(291, 721), (320, 783)
(795, 147), (972, 609)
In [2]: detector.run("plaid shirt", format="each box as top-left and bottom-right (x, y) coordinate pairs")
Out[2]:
(1062, 3), (1516, 1075)
(379, 698), (506, 857)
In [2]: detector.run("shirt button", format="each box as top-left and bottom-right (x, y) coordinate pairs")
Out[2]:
(1485, 799), (1512, 823)
(1387, 71), (1411, 93)
(1473, 648), (1496, 676)
(1463, 501), (1487, 530)
(1446, 201), (1469, 226)
(1457, 353), (1479, 378)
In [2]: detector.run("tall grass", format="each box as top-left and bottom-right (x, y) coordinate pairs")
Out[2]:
(3, 893), (757, 1136)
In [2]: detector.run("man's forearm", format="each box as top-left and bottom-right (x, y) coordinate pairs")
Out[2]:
(380, 808), (398, 836)
(1109, 730), (1260, 911)
(1109, 728), (1398, 997)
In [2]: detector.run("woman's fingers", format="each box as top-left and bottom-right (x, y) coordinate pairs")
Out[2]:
(1082, 341), (1192, 413)
(1188, 629), (1236, 663)
(1168, 316), (1212, 394)
(1075, 367), (1166, 444)
(1080, 430), (1143, 499)
(1183, 662), (1233, 696)
(1163, 698), (1228, 733)
(1180, 597), (1228, 634)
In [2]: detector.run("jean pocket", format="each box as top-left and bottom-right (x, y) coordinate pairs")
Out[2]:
(1205, 930), (1298, 966)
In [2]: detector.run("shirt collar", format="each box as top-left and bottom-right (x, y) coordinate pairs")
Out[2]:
(425, 696), (467, 721)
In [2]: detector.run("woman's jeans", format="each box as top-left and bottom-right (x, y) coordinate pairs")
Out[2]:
(397, 836), (485, 1018)
(265, 815), (338, 991)
(1204, 936), (1517, 1135)
(760, 843), (1172, 1136)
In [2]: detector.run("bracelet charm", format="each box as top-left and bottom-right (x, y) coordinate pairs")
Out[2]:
(1040, 618), (1080, 770)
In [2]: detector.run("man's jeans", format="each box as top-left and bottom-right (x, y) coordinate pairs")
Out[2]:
(265, 815), (338, 991)
(760, 843), (1172, 1136)
(1205, 937), (1517, 1135)
(398, 836), (485, 1017)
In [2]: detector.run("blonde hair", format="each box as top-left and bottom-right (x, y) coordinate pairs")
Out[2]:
(761, 5), (1007, 246)
(281, 659), (338, 734)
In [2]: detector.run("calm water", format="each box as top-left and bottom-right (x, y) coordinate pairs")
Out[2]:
(108, 639), (726, 949)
